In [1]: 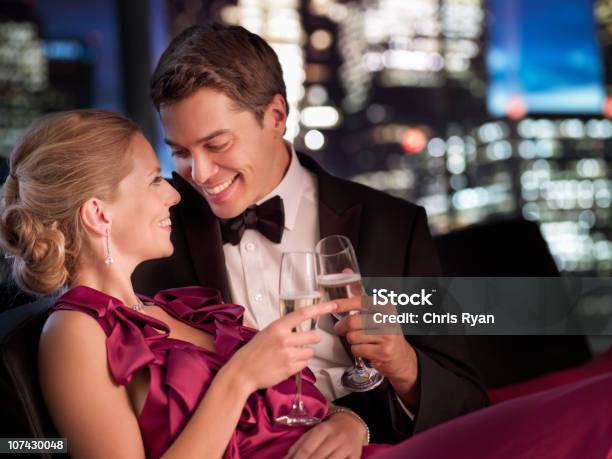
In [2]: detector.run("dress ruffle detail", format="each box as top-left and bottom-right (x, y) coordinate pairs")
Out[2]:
(51, 285), (329, 459)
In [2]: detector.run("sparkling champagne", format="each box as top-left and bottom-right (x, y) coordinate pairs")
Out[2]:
(279, 292), (321, 332)
(317, 272), (363, 318)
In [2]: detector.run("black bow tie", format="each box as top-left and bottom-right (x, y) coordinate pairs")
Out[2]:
(220, 195), (285, 245)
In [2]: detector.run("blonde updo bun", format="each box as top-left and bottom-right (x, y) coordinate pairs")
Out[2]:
(0, 110), (139, 295)
(1, 205), (68, 294)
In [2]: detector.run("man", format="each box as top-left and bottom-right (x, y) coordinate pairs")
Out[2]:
(133, 23), (488, 449)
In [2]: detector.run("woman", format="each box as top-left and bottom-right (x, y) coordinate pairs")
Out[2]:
(0, 110), (386, 459)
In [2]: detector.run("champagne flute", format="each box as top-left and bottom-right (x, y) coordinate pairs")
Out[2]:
(316, 235), (384, 392)
(274, 252), (322, 426)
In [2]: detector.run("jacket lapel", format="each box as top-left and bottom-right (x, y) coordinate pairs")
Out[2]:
(171, 173), (232, 303)
(296, 153), (362, 254)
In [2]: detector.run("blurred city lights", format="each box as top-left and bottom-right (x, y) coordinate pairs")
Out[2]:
(401, 128), (428, 154)
(237, 0), (305, 141)
(366, 104), (387, 123)
(305, 85), (328, 105)
(506, 95), (528, 119)
(304, 129), (325, 150)
(604, 96), (612, 118)
(447, 154), (466, 174)
(427, 137), (446, 157)
(310, 29), (333, 50)
(301, 106), (340, 128)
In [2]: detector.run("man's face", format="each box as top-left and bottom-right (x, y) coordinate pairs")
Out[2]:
(160, 88), (287, 219)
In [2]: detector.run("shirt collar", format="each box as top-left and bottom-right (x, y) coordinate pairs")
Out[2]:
(256, 142), (308, 232)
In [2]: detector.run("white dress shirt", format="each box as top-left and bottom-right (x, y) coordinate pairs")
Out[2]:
(223, 144), (415, 419)
(223, 144), (353, 401)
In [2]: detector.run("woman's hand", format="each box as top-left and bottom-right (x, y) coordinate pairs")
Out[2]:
(226, 301), (338, 394)
(284, 411), (367, 459)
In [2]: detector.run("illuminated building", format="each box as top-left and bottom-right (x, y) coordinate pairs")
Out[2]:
(0, 4), (94, 162)
(0, 18), (46, 159)
(65, 1), (612, 274)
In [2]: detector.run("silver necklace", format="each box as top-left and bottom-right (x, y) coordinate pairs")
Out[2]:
(132, 299), (146, 311)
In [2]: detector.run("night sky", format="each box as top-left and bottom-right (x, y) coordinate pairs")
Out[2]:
(487, 0), (605, 116)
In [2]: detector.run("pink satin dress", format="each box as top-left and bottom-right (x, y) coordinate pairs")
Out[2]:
(51, 286), (388, 459)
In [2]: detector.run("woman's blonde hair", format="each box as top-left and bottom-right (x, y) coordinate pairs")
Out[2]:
(0, 109), (140, 295)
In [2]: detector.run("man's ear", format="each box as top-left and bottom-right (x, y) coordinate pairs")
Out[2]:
(265, 94), (288, 136)
(80, 198), (112, 237)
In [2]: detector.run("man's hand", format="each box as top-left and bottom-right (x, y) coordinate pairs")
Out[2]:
(334, 296), (420, 411)
(284, 412), (366, 459)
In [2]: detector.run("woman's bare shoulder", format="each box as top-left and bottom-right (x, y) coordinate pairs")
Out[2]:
(38, 311), (146, 458)
(40, 309), (107, 362)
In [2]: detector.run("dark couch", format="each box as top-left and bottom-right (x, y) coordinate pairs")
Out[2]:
(0, 296), (62, 458)
(434, 218), (592, 387)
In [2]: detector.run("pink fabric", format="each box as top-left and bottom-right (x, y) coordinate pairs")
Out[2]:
(52, 286), (386, 459)
(489, 347), (612, 404)
(372, 372), (612, 459)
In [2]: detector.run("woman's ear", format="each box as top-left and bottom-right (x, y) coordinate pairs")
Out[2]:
(79, 198), (112, 236)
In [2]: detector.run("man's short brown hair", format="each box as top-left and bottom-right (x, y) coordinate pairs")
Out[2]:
(150, 23), (288, 123)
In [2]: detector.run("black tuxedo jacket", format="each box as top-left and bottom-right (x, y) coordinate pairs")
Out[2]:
(132, 153), (488, 444)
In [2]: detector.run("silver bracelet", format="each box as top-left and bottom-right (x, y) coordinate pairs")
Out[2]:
(326, 406), (370, 445)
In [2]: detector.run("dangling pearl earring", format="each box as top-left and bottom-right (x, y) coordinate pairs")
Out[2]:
(104, 227), (114, 265)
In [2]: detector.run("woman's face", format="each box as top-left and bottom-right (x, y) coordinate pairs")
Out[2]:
(108, 133), (180, 265)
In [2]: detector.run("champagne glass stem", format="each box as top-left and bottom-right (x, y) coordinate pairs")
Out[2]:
(291, 372), (304, 412)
